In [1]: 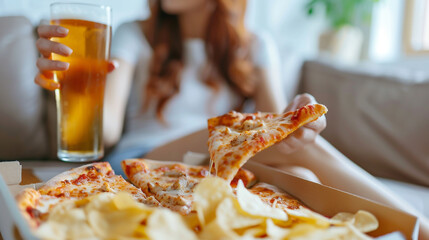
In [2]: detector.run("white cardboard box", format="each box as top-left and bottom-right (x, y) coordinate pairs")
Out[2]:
(0, 161), (21, 185)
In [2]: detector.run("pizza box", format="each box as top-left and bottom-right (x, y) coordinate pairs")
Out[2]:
(0, 159), (417, 240)
(242, 161), (417, 240)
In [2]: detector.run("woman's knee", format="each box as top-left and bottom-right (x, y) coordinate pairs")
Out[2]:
(279, 166), (321, 184)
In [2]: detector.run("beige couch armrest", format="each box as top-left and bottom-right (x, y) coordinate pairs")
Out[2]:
(299, 60), (429, 186)
(0, 16), (48, 159)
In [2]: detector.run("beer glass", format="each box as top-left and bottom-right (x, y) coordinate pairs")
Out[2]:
(50, 3), (112, 162)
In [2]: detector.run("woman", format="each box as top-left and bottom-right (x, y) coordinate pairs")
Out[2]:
(35, 0), (325, 172)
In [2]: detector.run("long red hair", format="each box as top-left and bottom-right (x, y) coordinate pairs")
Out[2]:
(143, 0), (257, 121)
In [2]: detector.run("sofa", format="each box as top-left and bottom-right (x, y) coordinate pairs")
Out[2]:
(0, 16), (53, 160)
(297, 60), (429, 218)
(299, 60), (429, 187)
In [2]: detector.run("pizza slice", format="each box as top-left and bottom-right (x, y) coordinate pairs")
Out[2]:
(249, 182), (307, 211)
(121, 158), (257, 215)
(207, 103), (328, 182)
(16, 162), (159, 229)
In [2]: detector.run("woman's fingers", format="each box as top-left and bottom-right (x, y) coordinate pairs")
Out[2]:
(278, 92), (326, 155)
(107, 60), (119, 73)
(35, 25), (70, 91)
(278, 127), (318, 154)
(36, 58), (69, 71)
(304, 115), (327, 134)
(37, 25), (69, 38)
(36, 25), (72, 58)
(277, 166), (321, 183)
(284, 93), (315, 112)
(283, 92), (326, 137)
(34, 73), (60, 91)
(36, 38), (72, 58)
(277, 136), (302, 155)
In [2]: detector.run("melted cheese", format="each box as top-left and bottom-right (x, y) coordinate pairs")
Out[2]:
(123, 159), (255, 215)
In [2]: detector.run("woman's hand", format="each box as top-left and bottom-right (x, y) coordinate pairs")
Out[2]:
(277, 93), (327, 154)
(34, 24), (71, 90)
(34, 24), (117, 91)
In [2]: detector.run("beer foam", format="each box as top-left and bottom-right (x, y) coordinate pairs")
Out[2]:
(50, 3), (111, 25)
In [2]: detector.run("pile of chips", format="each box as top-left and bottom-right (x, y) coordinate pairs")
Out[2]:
(35, 177), (378, 240)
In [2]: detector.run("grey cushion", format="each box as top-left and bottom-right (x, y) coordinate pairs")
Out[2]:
(300, 60), (429, 186)
(0, 16), (48, 159)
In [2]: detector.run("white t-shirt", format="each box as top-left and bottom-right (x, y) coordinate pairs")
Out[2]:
(110, 21), (280, 152)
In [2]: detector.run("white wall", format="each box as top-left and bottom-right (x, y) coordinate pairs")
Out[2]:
(246, 0), (327, 58)
(368, 0), (405, 62)
(246, 0), (327, 100)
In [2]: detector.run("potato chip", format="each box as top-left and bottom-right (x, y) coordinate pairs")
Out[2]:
(87, 210), (109, 237)
(146, 209), (198, 240)
(86, 193), (149, 238)
(284, 223), (321, 239)
(345, 223), (374, 240)
(351, 211), (378, 233)
(34, 222), (63, 240)
(89, 208), (147, 238)
(35, 200), (97, 240)
(289, 223), (374, 240)
(331, 212), (354, 222)
(84, 192), (117, 212)
(193, 177), (234, 225)
(290, 226), (350, 240)
(112, 191), (147, 210)
(183, 212), (201, 231)
(236, 180), (287, 221)
(198, 220), (240, 240)
(238, 225), (267, 238)
(216, 197), (264, 229)
(332, 210), (378, 233)
(266, 219), (290, 240)
(287, 208), (331, 227)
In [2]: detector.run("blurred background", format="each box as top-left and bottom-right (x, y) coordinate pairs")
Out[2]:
(0, 0), (428, 216)
(2, 0), (428, 98)
(1, 0), (428, 63)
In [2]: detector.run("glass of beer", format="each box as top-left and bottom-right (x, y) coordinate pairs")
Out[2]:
(50, 3), (112, 162)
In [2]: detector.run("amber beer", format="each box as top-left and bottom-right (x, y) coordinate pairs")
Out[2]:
(50, 3), (111, 162)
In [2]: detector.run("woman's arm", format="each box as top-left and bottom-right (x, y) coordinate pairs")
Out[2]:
(253, 67), (286, 113)
(251, 34), (286, 113)
(103, 58), (135, 148)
